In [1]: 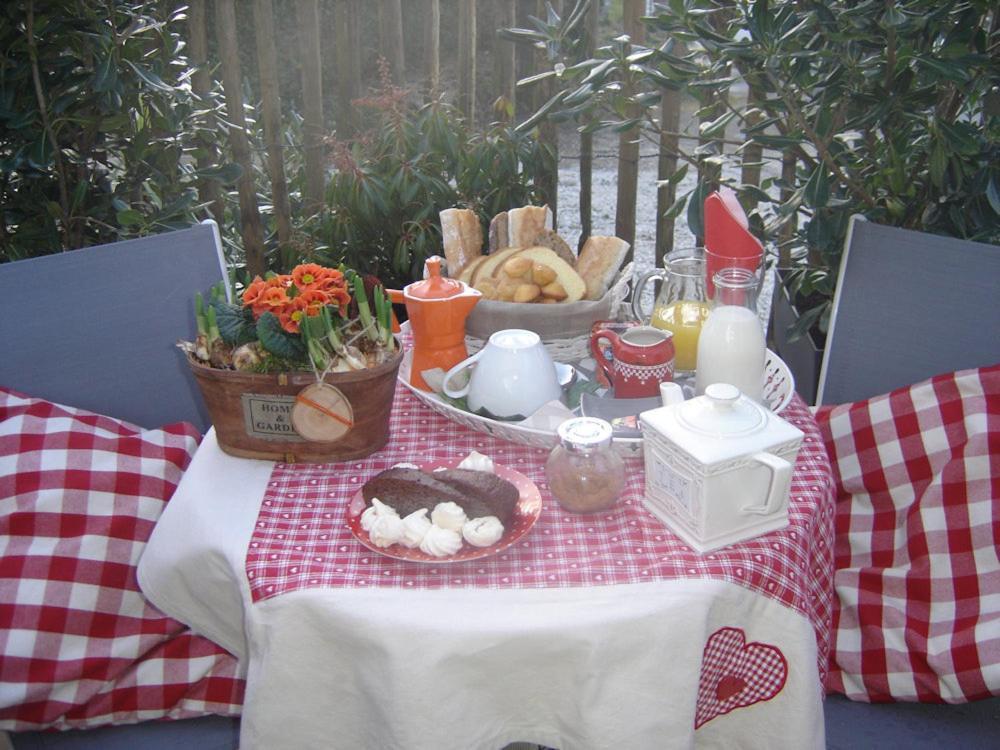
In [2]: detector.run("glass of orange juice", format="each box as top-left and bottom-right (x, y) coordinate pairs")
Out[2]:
(631, 249), (708, 374)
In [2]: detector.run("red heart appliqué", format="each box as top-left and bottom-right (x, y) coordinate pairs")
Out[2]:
(695, 627), (788, 729)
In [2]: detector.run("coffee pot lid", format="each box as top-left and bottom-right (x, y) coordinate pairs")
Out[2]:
(676, 383), (765, 437)
(406, 256), (466, 299)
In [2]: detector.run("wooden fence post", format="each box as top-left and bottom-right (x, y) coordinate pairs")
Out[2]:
(656, 82), (682, 267)
(253, 0), (294, 268)
(297, 0), (325, 212)
(334, 0), (362, 136)
(740, 81), (764, 214)
(495, 0), (517, 117)
(421, 0), (441, 98)
(457, 0), (476, 125)
(578, 0), (599, 247)
(379, 0), (405, 85)
(615, 0), (644, 265)
(214, 0), (266, 277)
(186, 0), (224, 228)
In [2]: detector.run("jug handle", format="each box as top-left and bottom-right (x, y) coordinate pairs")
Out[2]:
(589, 330), (619, 386)
(631, 268), (668, 323)
(442, 349), (485, 399)
(741, 452), (792, 516)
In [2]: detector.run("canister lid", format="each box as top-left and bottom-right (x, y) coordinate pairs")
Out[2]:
(557, 417), (613, 452)
(406, 256), (466, 299)
(676, 383), (765, 436)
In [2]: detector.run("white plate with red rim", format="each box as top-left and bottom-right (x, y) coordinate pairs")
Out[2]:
(346, 459), (543, 563)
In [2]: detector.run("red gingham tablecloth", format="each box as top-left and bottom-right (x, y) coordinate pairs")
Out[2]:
(246, 385), (836, 671)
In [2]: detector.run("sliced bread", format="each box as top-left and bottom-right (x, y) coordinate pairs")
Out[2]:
(577, 235), (630, 300)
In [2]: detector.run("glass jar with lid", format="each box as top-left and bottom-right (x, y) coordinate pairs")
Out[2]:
(545, 417), (626, 513)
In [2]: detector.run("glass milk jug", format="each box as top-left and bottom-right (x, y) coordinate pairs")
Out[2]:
(631, 249), (709, 374)
(695, 267), (765, 402)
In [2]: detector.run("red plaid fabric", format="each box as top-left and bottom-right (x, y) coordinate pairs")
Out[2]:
(247, 386), (836, 678)
(0, 388), (244, 731)
(817, 364), (1000, 703)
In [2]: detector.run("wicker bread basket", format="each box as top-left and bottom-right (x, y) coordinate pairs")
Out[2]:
(464, 263), (633, 362)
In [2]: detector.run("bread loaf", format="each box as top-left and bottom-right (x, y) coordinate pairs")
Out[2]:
(576, 235), (630, 300)
(530, 228), (576, 266)
(507, 205), (552, 248)
(439, 208), (482, 277)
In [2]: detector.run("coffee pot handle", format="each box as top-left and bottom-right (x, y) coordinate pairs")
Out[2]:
(442, 349), (486, 399)
(741, 452), (792, 516)
(631, 268), (668, 323)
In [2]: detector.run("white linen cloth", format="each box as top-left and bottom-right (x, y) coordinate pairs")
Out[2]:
(139, 430), (824, 749)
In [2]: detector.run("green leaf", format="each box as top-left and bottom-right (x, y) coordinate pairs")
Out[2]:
(256, 312), (306, 360)
(803, 165), (830, 208)
(195, 162), (243, 183)
(93, 54), (117, 92)
(124, 59), (173, 92)
(686, 182), (711, 239)
(116, 209), (144, 227)
(211, 301), (257, 346)
(987, 176), (1000, 216)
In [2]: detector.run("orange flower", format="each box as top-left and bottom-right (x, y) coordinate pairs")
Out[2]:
(297, 289), (329, 317)
(278, 297), (312, 333)
(292, 263), (329, 290)
(242, 276), (267, 307)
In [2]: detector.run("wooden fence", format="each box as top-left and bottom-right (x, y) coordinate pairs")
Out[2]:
(195, 0), (714, 277)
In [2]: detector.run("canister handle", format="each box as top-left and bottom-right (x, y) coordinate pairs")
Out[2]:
(741, 452), (792, 515)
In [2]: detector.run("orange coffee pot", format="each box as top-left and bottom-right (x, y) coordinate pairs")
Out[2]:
(388, 256), (482, 391)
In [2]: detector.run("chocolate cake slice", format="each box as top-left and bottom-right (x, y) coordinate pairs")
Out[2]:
(361, 468), (467, 518)
(361, 466), (520, 525)
(433, 469), (519, 525)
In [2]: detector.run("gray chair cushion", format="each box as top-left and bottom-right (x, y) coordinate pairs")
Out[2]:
(0, 222), (226, 431)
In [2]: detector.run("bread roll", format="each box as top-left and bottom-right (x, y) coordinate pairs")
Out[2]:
(439, 208), (482, 277)
(577, 236), (630, 300)
(506, 246), (586, 303)
(507, 205), (552, 247)
(471, 247), (521, 286)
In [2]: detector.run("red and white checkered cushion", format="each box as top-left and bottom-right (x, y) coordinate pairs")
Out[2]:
(0, 388), (244, 731)
(816, 364), (1000, 703)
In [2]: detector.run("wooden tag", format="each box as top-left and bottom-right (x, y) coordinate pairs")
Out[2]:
(290, 383), (354, 443)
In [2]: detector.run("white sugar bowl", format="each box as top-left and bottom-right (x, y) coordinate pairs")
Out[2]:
(639, 383), (804, 552)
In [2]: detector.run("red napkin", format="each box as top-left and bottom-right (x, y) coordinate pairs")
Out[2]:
(703, 188), (763, 298)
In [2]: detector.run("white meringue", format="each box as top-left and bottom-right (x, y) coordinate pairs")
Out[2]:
(399, 508), (432, 548)
(431, 501), (468, 532)
(418, 525), (463, 557)
(457, 451), (495, 473)
(360, 497), (398, 532)
(368, 513), (406, 548)
(462, 516), (505, 547)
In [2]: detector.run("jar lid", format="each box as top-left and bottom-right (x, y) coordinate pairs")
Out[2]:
(557, 417), (613, 452)
(406, 256), (465, 299)
(676, 383), (765, 437)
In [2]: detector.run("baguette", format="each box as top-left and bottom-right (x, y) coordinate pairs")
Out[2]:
(488, 212), (509, 252)
(577, 236), (630, 300)
(439, 208), (482, 277)
(507, 205), (552, 247)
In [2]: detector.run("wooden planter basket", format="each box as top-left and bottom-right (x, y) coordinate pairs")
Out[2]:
(188, 346), (403, 463)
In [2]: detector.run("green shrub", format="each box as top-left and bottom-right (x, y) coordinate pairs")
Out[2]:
(0, 1), (235, 262)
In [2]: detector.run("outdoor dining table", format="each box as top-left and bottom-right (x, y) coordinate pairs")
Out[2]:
(138, 375), (835, 750)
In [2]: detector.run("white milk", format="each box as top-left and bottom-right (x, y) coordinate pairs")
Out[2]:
(695, 305), (765, 402)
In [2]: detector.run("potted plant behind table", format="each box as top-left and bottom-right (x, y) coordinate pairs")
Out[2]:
(510, 0), (999, 402)
(180, 262), (403, 463)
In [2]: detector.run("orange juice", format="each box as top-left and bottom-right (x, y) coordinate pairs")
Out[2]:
(651, 299), (710, 371)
